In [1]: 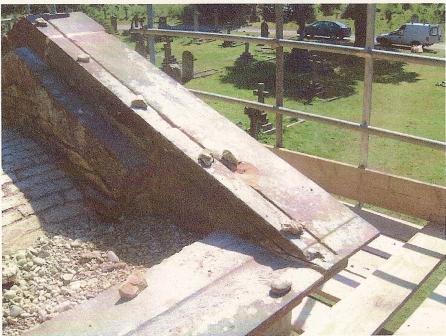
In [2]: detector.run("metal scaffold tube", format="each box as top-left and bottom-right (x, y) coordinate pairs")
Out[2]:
(275, 4), (284, 148)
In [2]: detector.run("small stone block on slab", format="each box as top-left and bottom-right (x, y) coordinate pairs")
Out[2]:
(34, 18), (48, 27)
(77, 53), (90, 63)
(131, 95), (148, 110)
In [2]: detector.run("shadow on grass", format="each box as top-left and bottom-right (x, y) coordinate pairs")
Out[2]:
(221, 48), (420, 103)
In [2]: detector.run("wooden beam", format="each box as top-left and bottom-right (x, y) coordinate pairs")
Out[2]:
(303, 224), (446, 335)
(394, 276), (446, 335)
(268, 146), (446, 224)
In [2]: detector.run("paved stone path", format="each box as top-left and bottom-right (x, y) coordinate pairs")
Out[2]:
(2, 128), (201, 336)
(2, 128), (85, 254)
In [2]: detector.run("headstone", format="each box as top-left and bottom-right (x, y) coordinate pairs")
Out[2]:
(193, 9), (199, 31)
(110, 15), (118, 33)
(182, 51), (194, 83)
(135, 38), (147, 57)
(238, 42), (253, 65)
(162, 38), (177, 66)
(133, 14), (139, 28)
(261, 21), (269, 38)
(222, 25), (235, 48)
(213, 11), (219, 32)
(158, 16), (168, 30)
(244, 83), (273, 138)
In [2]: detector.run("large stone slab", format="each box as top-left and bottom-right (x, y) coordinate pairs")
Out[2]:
(23, 233), (324, 336)
(2, 13), (379, 269)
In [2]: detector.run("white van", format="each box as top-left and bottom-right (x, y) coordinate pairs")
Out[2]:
(377, 23), (442, 47)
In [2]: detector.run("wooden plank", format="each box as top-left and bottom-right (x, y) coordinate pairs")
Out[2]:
(314, 270), (364, 303)
(394, 277), (446, 335)
(303, 226), (446, 336)
(314, 235), (403, 302)
(268, 146), (446, 224)
(291, 297), (331, 332)
(25, 233), (323, 336)
(363, 234), (405, 260)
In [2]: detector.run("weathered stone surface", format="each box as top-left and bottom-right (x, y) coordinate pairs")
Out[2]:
(3, 13), (377, 272)
(2, 48), (152, 220)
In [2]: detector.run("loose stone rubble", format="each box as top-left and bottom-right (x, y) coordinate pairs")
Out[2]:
(2, 218), (201, 336)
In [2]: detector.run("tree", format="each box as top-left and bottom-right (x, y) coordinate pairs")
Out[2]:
(342, 4), (367, 47)
(189, 4), (253, 27)
(319, 4), (341, 17)
(288, 4), (316, 40)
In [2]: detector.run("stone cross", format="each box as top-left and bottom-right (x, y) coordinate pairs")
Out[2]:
(244, 83), (271, 139)
(253, 82), (268, 104)
(162, 38), (177, 71)
(182, 51), (194, 83)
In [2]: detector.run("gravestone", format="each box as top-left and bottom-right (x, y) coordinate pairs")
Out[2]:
(158, 16), (168, 30)
(261, 21), (269, 38)
(244, 83), (273, 138)
(222, 26), (235, 48)
(213, 11), (219, 32)
(238, 42), (253, 65)
(123, 6), (128, 20)
(193, 10), (199, 31)
(139, 17), (145, 29)
(135, 37), (147, 57)
(162, 38), (177, 67)
(110, 15), (118, 33)
(182, 51), (194, 83)
(133, 14), (139, 28)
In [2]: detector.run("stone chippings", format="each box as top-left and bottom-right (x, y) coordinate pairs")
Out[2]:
(2, 217), (201, 336)
(1, 129), (202, 335)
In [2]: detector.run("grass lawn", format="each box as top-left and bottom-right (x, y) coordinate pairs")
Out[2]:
(122, 35), (444, 186)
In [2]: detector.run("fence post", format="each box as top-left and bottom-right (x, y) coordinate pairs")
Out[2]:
(358, 4), (376, 207)
(275, 4), (284, 148)
(147, 4), (156, 65)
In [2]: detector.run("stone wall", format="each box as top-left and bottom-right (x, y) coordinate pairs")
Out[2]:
(2, 48), (152, 220)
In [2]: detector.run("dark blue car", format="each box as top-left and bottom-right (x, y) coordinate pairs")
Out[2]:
(304, 21), (351, 40)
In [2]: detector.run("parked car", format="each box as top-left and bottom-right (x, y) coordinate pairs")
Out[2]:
(377, 23), (442, 47)
(304, 21), (351, 40)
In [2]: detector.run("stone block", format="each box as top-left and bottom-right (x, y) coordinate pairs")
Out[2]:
(2, 208), (23, 226)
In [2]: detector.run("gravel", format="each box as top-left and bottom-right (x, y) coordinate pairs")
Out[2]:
(2, 213), (201, 336)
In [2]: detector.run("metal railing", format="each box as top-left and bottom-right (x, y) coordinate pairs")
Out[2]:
(129, 4), (446, 159)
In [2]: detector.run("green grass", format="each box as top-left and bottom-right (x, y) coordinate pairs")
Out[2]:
(136, 36), (444, 186)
